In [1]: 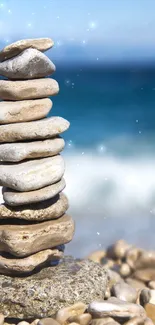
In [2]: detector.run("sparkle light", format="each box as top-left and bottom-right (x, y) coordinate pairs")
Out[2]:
(97, 144), (107, 154)
(89, 21), (97, 29)
(8, 9), (12, 14)
(27, 23), (32, 27)
(0, 3), (4, 8)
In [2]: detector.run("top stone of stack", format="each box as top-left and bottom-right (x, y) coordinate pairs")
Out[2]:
(0, 37), (54, 62)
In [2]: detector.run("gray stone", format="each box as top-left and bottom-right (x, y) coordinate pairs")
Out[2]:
(0, 214), (74, 257)
(0, 117), (69, 143)
(88, 298), (146, 321)
(0, 138), (65, 162)
(0, 155), (64, 192)
(0, 78), (59, 101)
(3, 178), (66, 206)
(0, 98), (52, 124)
(0, 193), (68, 221)
(111, 282), (137, 303)
(0, 38), (54, 62)
(0, 256), (108, 319)
(0, 48), (55, 80)
(0, 249), (63, 275)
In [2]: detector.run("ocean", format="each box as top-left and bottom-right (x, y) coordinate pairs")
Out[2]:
(1, 65), (155, 257)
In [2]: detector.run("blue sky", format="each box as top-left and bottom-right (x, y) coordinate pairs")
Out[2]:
(0, 0), (155, 63)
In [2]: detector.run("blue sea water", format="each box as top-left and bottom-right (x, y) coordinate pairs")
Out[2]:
(49, 65), (155, 257)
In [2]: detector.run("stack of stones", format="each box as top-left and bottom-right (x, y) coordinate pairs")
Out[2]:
(0, 38), (74, 275)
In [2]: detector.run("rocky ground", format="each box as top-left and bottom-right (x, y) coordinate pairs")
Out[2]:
(0, 240), (155, 325)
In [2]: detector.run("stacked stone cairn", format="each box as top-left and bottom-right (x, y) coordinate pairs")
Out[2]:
(0, 38), (75, 275)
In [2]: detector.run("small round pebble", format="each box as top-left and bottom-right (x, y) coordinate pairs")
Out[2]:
(68, 313), (92, 325)
(56, 302), (87, 325)
(111, 281), (137, 303)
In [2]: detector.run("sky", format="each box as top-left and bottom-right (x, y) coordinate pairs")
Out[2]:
(0, 0), (155, 63)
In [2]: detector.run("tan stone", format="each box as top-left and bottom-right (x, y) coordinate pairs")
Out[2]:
(38, 319), (60, 325)
(134, 269), (155, 283)
(88, 298), (146, 320)
(133, 250), (155, 270)
(126, 247), (143, 270)
(3, 178), (66, 206)
(0, 116), (69, 143)
(126, 278), (146, 291)
(119, 263), (131, 278)
(67, 314), (92, 325)
(0, 248), (63, 275)
(0, 48), (55, 80)
(144, 318), (154, 325)
(124, 316), (147, 325)
(111, 282), (137, 303)
(0, 38), (54, 62)
(0, 314), (4, 325)
(91, 319), (120, 325)
(56, 302), (87, 325)
(0, 98), (52, 124)
(0, 214), (74, 257)
(87, 250), (106, 263)
(148, 282), (155, 290)
(106, 240), (131, 260)
(0, 193), (68, 221)
(107, 269), (123, 288)
(0, 138), (65, 162)
(0, 78), (59, 101)
(0, 155), (64, 192)
(140, 289), (155, 306)
(18, 322), (30, 325)
(145, 304), (155, 324)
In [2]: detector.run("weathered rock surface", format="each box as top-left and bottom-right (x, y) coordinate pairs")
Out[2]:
(0, 48), (55, 80)
(0, 98), (52, 124)
(0, 78), (59, 101)
(0, 155), (64, 192)
(111, 282), (137, 303)
(88, 298), (146, 321)
(0, 214), (74, 257)
(0, 38), (54, 62)
(0, 256), (108, 319)
(2, 178), (66, 206)
(0, 249), (63, 275)
(0, 117), (69, 143)
(0, 138), (65, 162)
(0, 193), (68, 221)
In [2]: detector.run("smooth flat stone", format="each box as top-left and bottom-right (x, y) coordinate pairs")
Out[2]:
(0, 117), (69, 143)
(0, 192), (68, 221)
(111, 282), (137, 303)
(0, 48), (55, 80)
(0, 214), (74, 257)
(88, 298), (146, 321)
(0, 78), (59, 101)
(133, 269), (155, 282)
(0, 98), (52, 124)
(0, 38), (54, 62)
(0, 249), (63, 275)
(0, 138), (65, 162)
(3, 178), (66, 206)
(0, 256), (108, 319)
(0, 155), (64, 192)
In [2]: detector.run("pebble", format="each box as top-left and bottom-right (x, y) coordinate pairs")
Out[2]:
(0, 37), (54, 62)
(133, 269), (155, 283)
(38, 319), (60, 325)
(0, 116), (69, 143)
(148, 281), (155, 290)
(134, 251), (155, 269)
(111, 281), (137, 303)
(67, 313), (92, 325)
(88, 299), (146, 320)
(0, 78), (59, 101)
(108, 269), (123, 288)
(126, 278), (146, 290)
(0, 155), (64, 192)
(0, 98), (52, 124)
(87, 250), (106, 263)
(0, 138), (65, 162)
(0, 192), (68, 221)
(140, 289), (155, 306)
(0, 314), (4, 325)
(2, 178), (66, 206)
(107, 240), (131, 260)
(119, 263), (131, 278)
(0, 48), (55, 80)
(0, 214), (74, 257)
(91, 319), (120, 325)
(17, 322), (30, 325)
(56, 302), (87, 324)
(0, 248), (63, 275)
(145, 303), (155, 323)
(124, 316), (147, 325)
(126, 247), (143, 270)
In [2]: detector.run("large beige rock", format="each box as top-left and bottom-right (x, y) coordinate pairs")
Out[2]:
(0, 48), (55, 80)
(0, 155), (64, 192)
(0, 78), (59, 101)
(0, 98), (52, 124)
(0, 214), (74, 257)
(0, 38), (54, 62)
(0, 257), (108, 319)
(0, 138), (65, 162)
(0, 249), (63, 275)
(0, 117), (69, 143)
(0, 193), (68, 221)
(3, 178), (66, 206)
